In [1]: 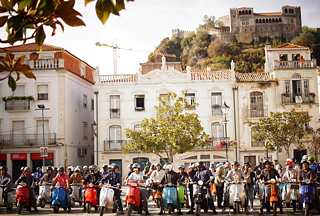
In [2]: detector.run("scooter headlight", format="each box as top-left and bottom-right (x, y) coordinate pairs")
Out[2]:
(168, 182), (172, 187)
(89, 183), (93, 187)
(130, 183), (137, 187)
(198, 180), (204, 186)
(271, 179), (276, 184)
(106, 184), (111, 187)
(305, 179), (311, 184)
(234, 179), (239, 184)
(22, 182), (27, 187)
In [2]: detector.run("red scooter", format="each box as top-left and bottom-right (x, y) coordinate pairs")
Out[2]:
(126, 181), (143, 216)
(16, 182), (32, 214)
(84, 183), (99, 213)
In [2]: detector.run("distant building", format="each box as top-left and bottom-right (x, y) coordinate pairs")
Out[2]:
(0, 43), (95, 181)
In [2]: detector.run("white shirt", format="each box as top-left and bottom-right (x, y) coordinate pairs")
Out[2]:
(150, 169), (165, 182)
(128, 172), (145, 187)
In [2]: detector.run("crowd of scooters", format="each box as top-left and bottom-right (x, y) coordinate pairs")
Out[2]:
(0, 154), (319, 216)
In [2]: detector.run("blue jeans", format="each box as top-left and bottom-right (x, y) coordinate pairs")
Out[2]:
(260, 185), (282, 209)
(65, 189), (71, 209)
(114, 189), (123, 211)
(29, 188), (37, 208)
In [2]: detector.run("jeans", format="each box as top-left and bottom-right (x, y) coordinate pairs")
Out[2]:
(206, 186), (216, 211)
(114, 189), (123, 211)
(245, 184), (254, 209)
(65, 189), (71, 209)
(260, 185), (282, 209)
(216, 185), (224, 207)
(2, 187), (9, 203)
(183, 185), (189, 206)
(29, 188), (37, 208)
(140, 188), (148, 212)
(188, 184), (194, 210)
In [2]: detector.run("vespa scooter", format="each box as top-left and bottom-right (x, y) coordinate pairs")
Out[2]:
(227, 178), (246, 214)
(70, 182), (83, 207)
(161, 182), (179, 214)
(16, 182), (32, 214)
(84, 183), (99, 213)
(178, 180), (188, 207)
(126, 181), (143, 216)
(0, 178), (15, 211)
(192, 177), (213, 216)
(37, 181), (52, 208)
(282, 179), (299, 211)
(264, 179), (281, 216)
(51, 184), (70, 213)
(299, 179), (320, 216)
(99, 183), (118, 216)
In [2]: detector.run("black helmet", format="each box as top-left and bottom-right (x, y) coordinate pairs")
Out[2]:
(263, 159), (270, 165)
(146, 161), (151, 166)
(1, 166), (7, 173)
(244, 161), (251, 167)
(58, 167), (64, 172)
(103, 164), (109, 170)
(150, 165), (155, 170)
(36, 167), (42, 171)
(178, 165), (185, 170)
(210, 163), (215, 168)
(24, 166), (31, 172)
(47, 166), (53, 172)
(111, 164), (119, 172)
(232, 161), (240, 166)
(127, 164), (133, 169)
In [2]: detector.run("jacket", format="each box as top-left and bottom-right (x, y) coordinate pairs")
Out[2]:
(192, 167), (214, 185)
(100, 172), (122, 188)
(16, 174), (35, 187)
(83, 172), (103, 185)
(214, 165), (226, 187)
(40, 172), (56, 183)
(160, 171), (180, 185)
(69, 172), (83, 184)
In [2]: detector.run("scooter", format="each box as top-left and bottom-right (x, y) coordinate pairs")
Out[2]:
(192, 177), (213, 216)
(299, 179), (319, 216)
(161, 182), (179, 214)
(126, 181), (143, 216)
(16, 182), (32, 214)
(177, 180), (188, 207)
(151, 180), (162, 208)
(264, 179), (281, 216)
(0, 180), (15, 211)
(282, 179), (299, 211)
(210, 184), (217, 202)
(37, 181), (52, 208)
(227, 179), (246, 214)
(70, 182), (83, 207)
(84, 183), (99, 213)
(51, 184), (69, 213)
(99, 183), (118, 216)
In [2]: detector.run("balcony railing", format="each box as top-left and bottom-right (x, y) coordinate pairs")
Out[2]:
(281, 93), (316, 104)
(273, 59), (317, 70)
(212, 106), (222, 116)
(110, 108), (120, 119)
(104, 140), (127, 151)
(0, 133), (57, 147)
(247, 106), (268, 118)
(251, 141), (264, 147)
(5, 100), (30, 111)
(27, 58), (65, 70)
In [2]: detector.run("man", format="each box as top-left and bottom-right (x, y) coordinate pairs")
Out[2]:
(209, 163), (215, 177)
(192, 161), (217, 214)
(224, 162), (246, 213)
(82, 166), (89, 179)
(125, 164), (133, 182)
(146, 165), (155, 178)
(15, 167), (38, 212)
(128, 163), (151, 215)
(51, 167), (71, 211)
(178, 165), (190, 208)
(0, 166), (11, 204)
(150, 163), (165, 193)
(99, 164), (124, 214)
(101, 164), (109, 177)
(214, 161), (228, 209)
(282, 161), (298, 182)
(244, 161), (255, 211)
(274, 160), (282, 175)
(159, 163), (182, 215)
(40, 166), (55, 184)
(308, 156), (320, 182)
(187, 164), (197, 214)
(254, 162), (263, 197)
(67, 166), (74, 178)
(259, 159), (283, 215)
(143, 161), (151, 175)
(34, 167), (44, 195)
(68, 166), (83, 199)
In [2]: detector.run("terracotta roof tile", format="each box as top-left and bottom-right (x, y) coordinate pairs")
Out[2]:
(0, 43), (64, 52)
(238, 7), (252, 9)
(283, 5), (295, 8)
(254, 12), (282, 16)
(274, 43), (308, 49)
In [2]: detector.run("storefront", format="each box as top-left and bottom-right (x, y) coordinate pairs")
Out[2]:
(0, 154), (7, 166)
(31, 153), (54, 172)
(11, 153), (27, 182)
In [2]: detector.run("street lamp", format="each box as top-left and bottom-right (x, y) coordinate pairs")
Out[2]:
(36, 104), (50, 169)
(91, 121), (98, 164)
(221, 101), (230, 161)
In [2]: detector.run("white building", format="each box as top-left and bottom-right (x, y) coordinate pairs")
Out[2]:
(0, 43), (95, 181)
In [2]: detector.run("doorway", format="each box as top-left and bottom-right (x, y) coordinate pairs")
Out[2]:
(12, 160), (27, 182)
(292, 79), (301, 103)
(294, 149), (307, 164)
(109, 159), (122, 176)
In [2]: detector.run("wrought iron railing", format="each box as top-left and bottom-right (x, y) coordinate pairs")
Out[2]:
(110, 108), (120, 119)
(0, 133), (56, 147)
(247, 106), (268, 118)
(104, 140), (127, 151)
(5, 100), (30, 111)
(281, 93), (316, 104)
(212, 106), (222, 116)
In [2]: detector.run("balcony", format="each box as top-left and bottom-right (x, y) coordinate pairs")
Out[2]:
(104, 140), (127, 151)
(247, 106), (268, 118)
(27, 58), (65, 70)
(212, 106), (222, 116)
(273, 59), (317, 70)
(110, 108), (120, 119)
(281, 93), (316, 104)
(5, 100), (30, 112)
(0, 133), (57, 147)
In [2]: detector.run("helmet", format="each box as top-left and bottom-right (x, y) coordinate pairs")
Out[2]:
(36, 167), (42, 171)
(232, 161), (239, 166)
(110, 164), (119, 172)
(68, 166), (74, 171)
(302, 155), (308, 160)
(164, 163), (173, 171)
(1, 166), (7, 173)
(53, 167), (58, 170)
(58, 167), (64, 172)
(74, 166), (81, 172)
(83, 165), (88, 170)
(190, 163), (195, 168)
(132, 163), (140, 170)
(263, 159), (270, 165)
(286, 161), (293, 165)
(24, 166), (31, 172)
(308, 156), (315, 161)
(127, 164), (133, 169)
(92, 165), (99, 172)
(301, 159), (309, 165)
(244, 161), (251, 167)
(198, 161), (204, 168)
(178, 165), (185, 170)
(155, 163), (161, 167)
(210, 163), (215, 168)
(103, 164), (108, 171)
(224, 161), (230, 166)
(146, 161), (152, 166)
(47, 166), (53, 172)
(215, 163), (221, 168)
(150, 165), (155, 170)
(291, 158), (297, 163)
(20, 166), (25, 171)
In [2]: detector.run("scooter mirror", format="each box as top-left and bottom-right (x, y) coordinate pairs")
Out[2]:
(117, 183), (121, 186)
(210, 176), (214, 180)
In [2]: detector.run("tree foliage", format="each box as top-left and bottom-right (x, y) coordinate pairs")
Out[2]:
(298, 127), (320, 162)
(124, 91), (210, 163)
(200, 15), (222, 29)
(248, 109), (312, 157)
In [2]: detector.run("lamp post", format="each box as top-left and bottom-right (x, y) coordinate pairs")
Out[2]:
(221, 101), (230, 161)
(92, 121), (98, 164)
(36, 104), (50, 169)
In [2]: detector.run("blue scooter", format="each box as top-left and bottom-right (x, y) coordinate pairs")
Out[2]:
(299, 179), (319, 216)
(52, 185), (69, 213)
(161, 183), (178, 214)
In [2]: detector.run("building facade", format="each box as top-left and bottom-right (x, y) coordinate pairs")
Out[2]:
(0, 43), (95, 181)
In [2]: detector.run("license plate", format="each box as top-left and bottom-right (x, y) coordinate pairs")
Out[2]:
(203, 186), (207, 189)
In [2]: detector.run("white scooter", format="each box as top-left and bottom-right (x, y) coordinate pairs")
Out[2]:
(99, 183), (118, 216)
(282, 179), (299, 211)
(70, 183), (83, 207)
(37, 181), (52, 208)
(0, 179), (15, 211)
(227, 178), (246, 214)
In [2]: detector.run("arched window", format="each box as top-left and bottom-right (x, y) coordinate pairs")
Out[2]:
(263, 19), (265, 23)
(259, 19), (262, 23)
(249, 91), (264, 117)
(134, 124), (143, 131)
(212, 122), (224, 141)
(109, 125), (122, 149)
(272, 18), (275, 23)
(249, 10), (251, 15)
(279, 18), (282, 23)
(285, 8), (288, 13)
(245, 10), (248, 15)
(269, 18), (271, 23)
(266, 19), (268, 23)
(256, 19), (258, 23)
(239, 11), (242, 15)
(242, 10), (245, 15)
(245, 29), (247, 32)
(276, 18), (278, 22)
(291, 73), (301, 79)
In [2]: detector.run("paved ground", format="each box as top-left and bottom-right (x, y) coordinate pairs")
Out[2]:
(0, 187), (318, 216)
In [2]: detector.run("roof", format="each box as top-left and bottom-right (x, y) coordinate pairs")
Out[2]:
(274, 43), (308, 49)
(0, 43), (64, 52)
(283, 5), (295, 8)
(238, 7), (252, 9)
(254, 12), (282, 16)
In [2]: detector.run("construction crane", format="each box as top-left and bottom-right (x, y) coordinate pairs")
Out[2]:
(96, 42), (176, 75)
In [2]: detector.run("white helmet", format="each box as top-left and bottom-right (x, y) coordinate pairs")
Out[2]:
(68, 166), (74, 171)
(164, 163), (173, 171)
(302, 155), (308, 160)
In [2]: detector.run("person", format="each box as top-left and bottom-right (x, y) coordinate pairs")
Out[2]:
(259, 159), (283, 215)
(146, 165), (155, 178)
(82, 165), (103, 212)
(125, 164), (133, 182)
(214, 161), (228, 209)
(51, 167), (71, 211)
(186, 163), (197, 214)
(150, 163), (165, 195)
(0, 166), (12, 203)
(68, 166), (83, 199)
(40, 166), (55, 184)
(101, 164), (109, 177)
(282, 161), (298, 182)
(15, 167), (38, 211)
(254, 162), (263, 197)
(128, 163), (151, 215)
(178, 165), (190, 208)
(99, 164), (124, 214)
(224, 161), (247, 213)
(34, 167), (44, 195)
(67, 166), (74, 178)
(143, 161), (151, 175)
(244, 161), (255, 212)
(192, 161), (217, 214)
(308, 156), (320, 182)
(274, 160), (282, 175)
(159, 163), (182, 215)
(209, 163), (215, 177)
(53, 167), (58, 176)
(82, 165), (89, 179)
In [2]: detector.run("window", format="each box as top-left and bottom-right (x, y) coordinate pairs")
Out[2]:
(91, 99), (94, 111)
(246, 22), (249, 25)
(37, 85), (48, 100)
(285, 80), (290, 93)
(211, 92), (222, 116)
(185, 93), (195, 109)
(242, 22), (245, 25)
(83, 122), (88, 139)
(250, 92), (264, 117)
(81, 65), (85, 78)
(304, 80), (309, 97)
(292, 54), (300, 61)
(14, 85), (25, 96)
(12, 121), (25, 145)
(159, 94), (170, 107)
(135, 95), (145, 111)
(83, 95), (87, 109)
(134, 124), (143, 131)
(109, 125), (121, 149)
(91, 127), (94, 141)
(110, 95), (120, 119)
(212, 122), (224, 141)
(279, 54), (287, 61)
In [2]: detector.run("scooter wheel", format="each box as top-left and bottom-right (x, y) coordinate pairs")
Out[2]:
(168, 204), (173, 214)
(272, 202), (276, 216)
(53, 204), (59, 213)
(305, 203), (310, 216)
(71, 198), (75, 208)
(6, 203), (13, 211)
(40, 199), (46, 208)
(86, 202), (91, 213)
(17, 203), (23, 214)
(292, 201), (296, 212)
(195, 203), (201, 216)
(100, 206), (105, 216)
(156, 199), (161, 208)
(127, 203), (133, 216)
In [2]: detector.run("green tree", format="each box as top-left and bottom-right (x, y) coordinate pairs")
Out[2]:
(248, 109), (312, 157)
(124, 91), (210, 163)
(298, 127), (320, 162)
(207, 39), (228, 58)
(200, 15), (222, 29)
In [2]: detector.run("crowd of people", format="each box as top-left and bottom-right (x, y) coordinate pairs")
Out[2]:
(0, 154), (319, 215)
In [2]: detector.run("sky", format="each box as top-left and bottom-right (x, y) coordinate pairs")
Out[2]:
(1, 0), (320, 75)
